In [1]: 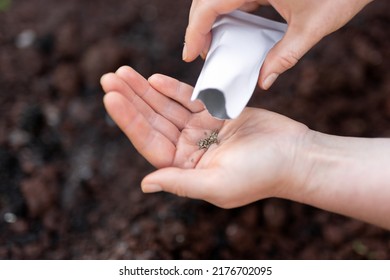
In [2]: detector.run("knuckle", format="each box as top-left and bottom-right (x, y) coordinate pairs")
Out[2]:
(215, 200), (235, 209)
(277, 50), (300, 70)
(169, 181), (185, 197)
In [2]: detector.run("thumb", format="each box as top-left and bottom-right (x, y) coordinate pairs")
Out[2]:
(259, 28), (320, 90)
(141, 167), (221, 201)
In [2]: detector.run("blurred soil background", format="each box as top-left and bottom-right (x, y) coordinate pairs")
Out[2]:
(0, 0), (389, 259)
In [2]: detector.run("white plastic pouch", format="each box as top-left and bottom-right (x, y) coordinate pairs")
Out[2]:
(191, 10), (287, 119)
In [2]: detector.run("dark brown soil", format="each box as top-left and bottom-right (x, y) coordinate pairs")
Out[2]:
(0, 0), (389, 259)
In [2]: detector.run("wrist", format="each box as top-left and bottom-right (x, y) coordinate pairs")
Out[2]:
(282, 129), (357, 205)
(277, 128), (353, 204)
(280, 129), (390, 229)
(276, 128), (320, 201)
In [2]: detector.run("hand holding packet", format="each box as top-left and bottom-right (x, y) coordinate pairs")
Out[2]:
(191, 10), (287, 120)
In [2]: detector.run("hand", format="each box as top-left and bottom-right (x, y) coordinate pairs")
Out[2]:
(100, 66), (310, 208)
(101, 67), (390, 228)
(183, 0), (373, 89)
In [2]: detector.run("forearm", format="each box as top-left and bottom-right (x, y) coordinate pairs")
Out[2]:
(287, 131), (390, 229)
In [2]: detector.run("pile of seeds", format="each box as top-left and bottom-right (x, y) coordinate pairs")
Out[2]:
(197, 131), (219, 150)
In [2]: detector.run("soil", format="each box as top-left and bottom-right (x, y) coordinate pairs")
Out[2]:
(0, 0), (389, 259)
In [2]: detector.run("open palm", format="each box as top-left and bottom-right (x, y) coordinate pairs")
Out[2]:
(101, 66), (309, 208)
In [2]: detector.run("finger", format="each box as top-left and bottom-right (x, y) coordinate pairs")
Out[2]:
(184, 0), (247, 62)
(101, 72), (153, 115)
(141, 167), (226, 206)
(148, 74), (205, 113)
(101, 72), (180, 144)
(259, 27), (320, 90)
(239, 2), (260, 12)
(148, 74), (223, 133)
(255, 0), (269, 4)
(199, 32), (212, 60)
(115, 66), (192, 131)
(103, 92), (176, 168)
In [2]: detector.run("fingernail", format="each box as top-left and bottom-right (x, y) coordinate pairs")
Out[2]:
(263, 73), (279, 90)
(182, 43), (188, 61)
(142, 184), (162, 193)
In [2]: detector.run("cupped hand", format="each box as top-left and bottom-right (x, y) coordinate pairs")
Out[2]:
(184, 0), (373, 89)
(100, 67), (310, 208)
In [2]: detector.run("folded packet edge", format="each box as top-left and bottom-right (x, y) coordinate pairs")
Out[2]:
(226, 10), (287, 33)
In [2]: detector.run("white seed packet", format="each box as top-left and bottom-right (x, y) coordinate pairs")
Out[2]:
(191, 10), (287, 119)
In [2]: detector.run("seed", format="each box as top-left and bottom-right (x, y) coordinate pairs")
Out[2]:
(197, 130), (219, 150)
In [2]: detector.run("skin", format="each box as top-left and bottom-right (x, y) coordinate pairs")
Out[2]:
(183, 0), (374, 89)
(101, 67), (390, 230)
